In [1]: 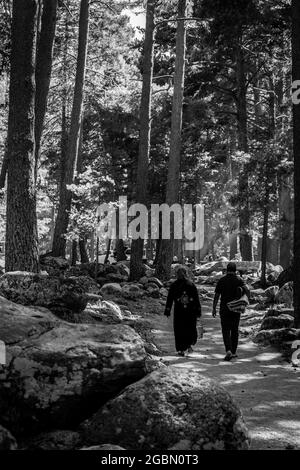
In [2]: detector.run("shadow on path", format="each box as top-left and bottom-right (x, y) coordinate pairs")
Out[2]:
(153, 303), (300, 450)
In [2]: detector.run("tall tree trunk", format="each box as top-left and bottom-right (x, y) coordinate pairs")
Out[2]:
(129, 0), (156, 280)
(58, 3), (70, 213)
(153, 237), (161, 266)
(155, 0), (187, 280)
(5, 0), (39, 272)
(104, 238), (111, 264)
(34, 0), (58, 177)
(115, 238), (127, 262)
(79, 237), (89, 263)
(292, 0), (300, 327)
(236, 43), (253, 261)
(229, 232), (238, 260)
(260, 190), (269, 287)
(52, 0), (90, 257)
(279, 176), (293, 268)
(267, 237), (279, 266)
(71, 240), (77, 266)
(89, 230), (95, 261)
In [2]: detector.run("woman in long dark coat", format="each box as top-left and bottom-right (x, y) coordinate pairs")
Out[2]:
(164, 266), (202, 356)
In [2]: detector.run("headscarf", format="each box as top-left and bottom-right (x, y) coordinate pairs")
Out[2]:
(176, 265), (189, 280)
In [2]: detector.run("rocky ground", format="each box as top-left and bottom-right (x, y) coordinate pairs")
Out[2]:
(0, 257), (299, 450)
(148, 287), (300, 450)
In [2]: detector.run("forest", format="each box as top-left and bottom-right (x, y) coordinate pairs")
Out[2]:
(0, 0), (299, 454)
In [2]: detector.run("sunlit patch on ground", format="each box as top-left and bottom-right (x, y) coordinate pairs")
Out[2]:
(150, 298), (300, 450)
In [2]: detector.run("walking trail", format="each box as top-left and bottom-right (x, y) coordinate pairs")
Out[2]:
(151, 299), (300, 450)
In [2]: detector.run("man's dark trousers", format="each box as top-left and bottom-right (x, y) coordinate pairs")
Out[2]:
(220, 311), (241, 354)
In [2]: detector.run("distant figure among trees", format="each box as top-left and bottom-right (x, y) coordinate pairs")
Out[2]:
(164, 265), (202, 357)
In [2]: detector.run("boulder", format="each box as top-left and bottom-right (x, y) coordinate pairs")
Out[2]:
(0, 272), (96, 315)
(273, 265), (284, 274)
(0, 296), (59, 344)
(277, 264), (293, 288)
(100, 283), (122, 296)
(66, 264), (92, 278)
(81, 368), (250, 450)
(115, 263), (130, 278)
(146, 282), (160, 290)
(81, 444), (125, 450)
(105, 273), (127, 283)
(264, 308), (294, 319)
(264, 285), (279, 302)
(194, 261), (224, 276)
(0, 303), (148, 435)
(253, 328), (300, 346)
(147, 277), (164, 288)
(104, 263), (129, 278)
(122, 284), (144, 299)
(39, 256), (69, 276)
(83, 300), (124, 324)
(266, 262), (275, 274)
(24, 430), (80, 450)
(260, 314), (294, 331)
(144, 265), (155, 278)
(275, 282), (293, 307)
(159, 288), (168, 298)
(0, 425), (17, 450)
(250, 288), (267, 301)
(146, 287), (160, 298)
(267, 272), (279, 284)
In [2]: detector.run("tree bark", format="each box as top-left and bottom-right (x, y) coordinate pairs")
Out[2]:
(115, 238), (127, 262)
(260, 190), (269, 287)
(52, 0), (90, 257)
(71, 240), (77, 266)
(34, 0), (58, 177)
(104, 238), (111, 264)
(236, 43), (253, 261)
(5, 0), (39, 272)
(79, 237), (89, 263)
(292, 0), (300, 327)
(229, 232), (238, 260)
(129, 0), (156, 281)
(1, 0), (57, 187)
(0, 146), (8, 189)
(279, 177), (293, 269)
(155, 0), (187, 280)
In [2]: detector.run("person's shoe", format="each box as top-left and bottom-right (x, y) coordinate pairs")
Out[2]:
(178, 351), (185, 357)
(232, 353), (238, 358)
(187, 346), (193, 353)
(224, 351), (233, 361)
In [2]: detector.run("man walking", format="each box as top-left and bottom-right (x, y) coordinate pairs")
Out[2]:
(212, 262), (249, 361)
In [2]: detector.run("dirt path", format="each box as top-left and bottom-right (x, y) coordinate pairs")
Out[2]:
(151, 300), (300, 450)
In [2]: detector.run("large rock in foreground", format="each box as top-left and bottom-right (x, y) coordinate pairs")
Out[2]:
(0, 295), (59, 344)
(0, 272), (100, 315)
(0, 425), (17, 450)
(23, 430), (81, 450)
(0, 297), (148, 436)
(81, 368), (250, 450)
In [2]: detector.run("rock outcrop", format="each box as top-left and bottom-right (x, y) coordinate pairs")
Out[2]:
(275, 282), (293, 307)
(260, 314), (294, 331)
(0, 297), (148, 436)
(81, 368), (250, 450)
(0, 425), (18, 450)
(0, 272), (101, 316)
(253, 328), (300, 346)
